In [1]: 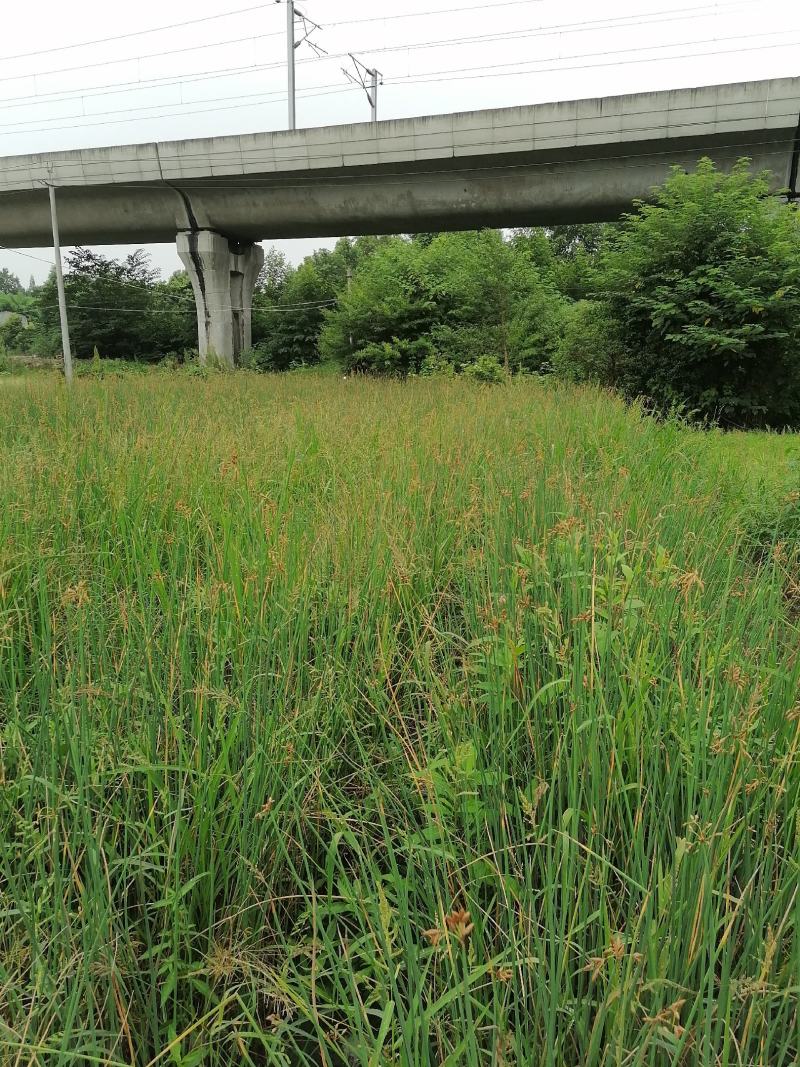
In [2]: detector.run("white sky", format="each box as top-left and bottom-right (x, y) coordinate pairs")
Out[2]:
(1, 0), (799, 284)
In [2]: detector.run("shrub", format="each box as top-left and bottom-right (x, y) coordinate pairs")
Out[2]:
(418, 351), (456, 378)
(0, 313), (29, 354)
(463, 355), (508, 383)
(321, 231), (565, 374)
(353, 336), (436, 375)
(553, 301), (628, 384)
(429, 323), (500, 368)
(590, 159), (800, 427)
(252, 260), (333, 371)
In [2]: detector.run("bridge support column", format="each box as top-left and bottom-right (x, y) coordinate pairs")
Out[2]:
(177, 230), (264, 366)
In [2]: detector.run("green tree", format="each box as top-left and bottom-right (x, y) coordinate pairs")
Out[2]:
(0, 268), (23, 295)
(0, 291), (35, 316)
(149, 271), (197, 356)
(252, 259), (336, 371)
(35, 249), (192, 360)
(251, 238), (392, 370)
(510, 229), (556, 276)
(513, 224), (612, 300)
(321, 230), (565, 375)
(0, 314), (29, 355)
(319, 237), (435, 373)
(312, 235), (393, 295)
(547, 223), (608, 261)
(553, 300), (626, 385)
(257, 247), (291, 303)
(581, 159), (800, 427)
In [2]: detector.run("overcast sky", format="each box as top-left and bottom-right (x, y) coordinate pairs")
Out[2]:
(1, 0), (798, 284)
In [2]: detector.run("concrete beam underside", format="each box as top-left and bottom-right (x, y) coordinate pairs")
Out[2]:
(177, 231), (263, 366)
(0, 132), (796, 248)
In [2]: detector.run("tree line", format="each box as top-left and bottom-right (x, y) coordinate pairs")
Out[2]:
(2, 158), (800, 427)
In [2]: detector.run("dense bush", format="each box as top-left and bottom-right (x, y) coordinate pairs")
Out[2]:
(252, 237), (391, 370)
(572, 159), (800, 427)
(553, 300), (627, 384)
(252, 260), (336, 371)
(0, 313), (29, 354)
(320, 229), (566, 374)
(462, 353), (508, 383)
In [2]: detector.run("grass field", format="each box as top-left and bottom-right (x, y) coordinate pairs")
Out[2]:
(1, 370), (799, 1066)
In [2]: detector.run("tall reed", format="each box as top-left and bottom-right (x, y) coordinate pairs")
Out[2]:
(0, 370), (797, 1065)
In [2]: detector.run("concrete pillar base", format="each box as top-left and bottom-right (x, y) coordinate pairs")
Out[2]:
(177, 231), (264, 366)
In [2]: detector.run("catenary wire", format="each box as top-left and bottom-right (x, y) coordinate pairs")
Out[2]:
(0, 0), (556, 63)
(0, 0), (547, 63)
(0, 2), (770, 88)
(1, 34), (797, 142)
(0, 33), (285, 85)
(33, 301), (339, 315)
(8, 0), (728, 64)
(0, 0), (750, 110)
(0, 63), (278, 111)
(0, 83), (353, 132)
(0, 85), (361, 137)
(0, 5), (279, 62)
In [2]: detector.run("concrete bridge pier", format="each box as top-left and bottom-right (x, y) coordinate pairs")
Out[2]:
(177, 230), (264, 366)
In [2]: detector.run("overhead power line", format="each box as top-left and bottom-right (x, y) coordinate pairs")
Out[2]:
(324, 0), (550, 27)
(0, 63), (270, 111)
(0, 84), (361, 137)
(0, 30), (794, 141)
(0, 0), (549, 64)
(0, 32), (284, 86)
(0, 243), (340, 312)
(386, 31), (800, 85)
(34, 300), (338, 315)
(0, 5), (275, 62)
(0, 83), (355, 133)
(0, 1), (749, 112)
(0, 0), (756, 89)
(303, 14), (780, 67)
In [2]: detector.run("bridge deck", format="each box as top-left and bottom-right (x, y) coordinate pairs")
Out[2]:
(0, 77), (798, 245)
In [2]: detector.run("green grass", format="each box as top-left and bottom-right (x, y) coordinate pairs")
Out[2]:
(1, 370), (798, 1066)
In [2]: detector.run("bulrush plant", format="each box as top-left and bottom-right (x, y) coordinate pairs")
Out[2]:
(0, 369), (798, 1065)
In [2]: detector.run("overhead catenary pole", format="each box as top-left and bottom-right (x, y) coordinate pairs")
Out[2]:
(283, 1), (324, 131)
(342, 55), (382, 122)
(370, 67), (378, 123)
(47, 183), (73, 385)
(286, 0), (296, 131)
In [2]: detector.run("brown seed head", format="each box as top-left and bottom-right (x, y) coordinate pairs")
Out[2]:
(445, 908), (474, 944)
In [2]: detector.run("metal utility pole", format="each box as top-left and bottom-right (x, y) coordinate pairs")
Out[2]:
(47, 183), (73, 385)
(280, 0), (324, 132)
(286, 0), (296, 131)
(369, 67), (379, 123)
(342, 55), (382, 123)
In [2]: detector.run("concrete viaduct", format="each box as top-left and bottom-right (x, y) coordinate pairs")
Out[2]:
(1, 76), (798, 365)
